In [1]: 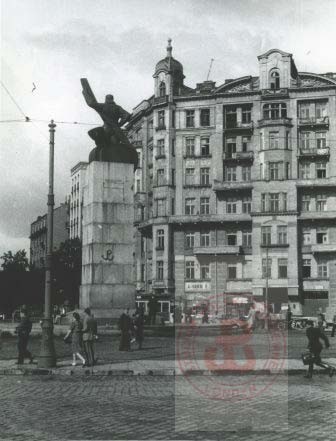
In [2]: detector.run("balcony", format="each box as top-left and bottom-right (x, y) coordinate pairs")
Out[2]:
(168, 213), (251, 224)
(213, 180), (253, 192)
(258, 117), (292, 128)
(153, 95), (169, 106)
(261, 88), (289, 99)
(194, 245), (242, 255)
(296, 178), (336, 188)
(224, 121), (253, 131)
(298, 116), (329, 128)
(260, 243), (289, 249)
(299, 211), (336, 221)
(298, 147), (330, 159)
(223, 151), (254, 162)
(152, 177), (174, 187)
(311, 244), (336, 254)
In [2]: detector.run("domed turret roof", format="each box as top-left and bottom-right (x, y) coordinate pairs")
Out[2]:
(154, 39), (185, 78)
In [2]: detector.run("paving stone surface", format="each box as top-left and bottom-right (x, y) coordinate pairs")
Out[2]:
(0, 374), (335, 440)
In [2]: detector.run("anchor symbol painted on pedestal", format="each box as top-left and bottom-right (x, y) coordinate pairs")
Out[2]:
(101, 249), (114, 261)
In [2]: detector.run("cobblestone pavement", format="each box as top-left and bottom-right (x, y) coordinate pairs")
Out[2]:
(1, 330), (336, 363)
(0, 375), (335, 441)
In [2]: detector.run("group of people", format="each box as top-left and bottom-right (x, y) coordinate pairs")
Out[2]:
(64, 308), (98, 367)
(118, 308), (144, 351)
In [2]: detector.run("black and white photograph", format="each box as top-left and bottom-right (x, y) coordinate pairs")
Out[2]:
(0, 1), (336, 440)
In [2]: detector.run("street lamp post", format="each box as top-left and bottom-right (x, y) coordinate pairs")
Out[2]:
(264, 246), (269, 331)
(38, 120), (57, 368)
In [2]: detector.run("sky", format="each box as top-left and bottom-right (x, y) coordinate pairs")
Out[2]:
(1, 0), (336, 259)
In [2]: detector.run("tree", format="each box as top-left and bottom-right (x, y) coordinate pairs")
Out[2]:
(0, 249), (29, 272)
(52, 238), (82, 306)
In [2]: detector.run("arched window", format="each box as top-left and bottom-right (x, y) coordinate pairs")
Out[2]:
(159, 81), (166, 97)
(270, 70), (280, 89)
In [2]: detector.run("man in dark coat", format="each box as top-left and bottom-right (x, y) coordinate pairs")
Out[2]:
(16, 307), (33, 365)
(133, 311), (145, 350)
(82, 308), (97, 366)
(148, 297), (159, 326)
(305, 320), (335, 378)
(118, 309), (132, 351)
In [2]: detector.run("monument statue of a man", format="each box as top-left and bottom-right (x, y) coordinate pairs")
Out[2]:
(81, 78), (138, 168)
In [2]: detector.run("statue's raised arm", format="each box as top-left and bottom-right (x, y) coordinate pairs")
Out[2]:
(81, 78), (99, 109)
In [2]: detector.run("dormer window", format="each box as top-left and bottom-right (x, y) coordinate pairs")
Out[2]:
(159, 81), (166, 97)
(270, 69), (280, 89)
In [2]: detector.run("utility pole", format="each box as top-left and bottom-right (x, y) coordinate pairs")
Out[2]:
(38, 120), (57, 368)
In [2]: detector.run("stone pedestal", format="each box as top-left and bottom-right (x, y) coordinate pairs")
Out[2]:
(80, 161), (135, 318)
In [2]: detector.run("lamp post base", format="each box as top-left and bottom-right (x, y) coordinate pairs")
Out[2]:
(37, 318), (56, 368)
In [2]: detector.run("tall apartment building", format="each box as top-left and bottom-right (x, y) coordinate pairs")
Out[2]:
(127, 41), (336, 317)
(69, 162), (88, 240)
(30, 203), (69, 268)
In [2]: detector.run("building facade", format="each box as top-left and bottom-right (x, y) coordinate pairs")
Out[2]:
(30, 203), (69, 268)
(69, 161), (88, 240)
(127, 41), (336, 317)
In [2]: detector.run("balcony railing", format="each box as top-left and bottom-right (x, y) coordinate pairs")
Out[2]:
(258, 117), (292, 128)
(299, 147), (330, 158)
(224, 121), (253, 130)
(213, 180), (253, 191)
(194, 245), (242, 255)
(298, 116), (329, 127)
(311, 243), (336, 254)
(153, 95), (169, 106)
(223, 151), (254, 161)
(261, 88), (289, 98)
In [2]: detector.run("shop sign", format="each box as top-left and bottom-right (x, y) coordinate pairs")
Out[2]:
(185, 282), (211, 292)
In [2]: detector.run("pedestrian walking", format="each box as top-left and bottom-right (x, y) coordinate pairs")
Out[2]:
(148, 296), (159, 325)
(118, 309), (132, 351)
(304, 320), (335, 379)
(64, 312), (86, 367)
(15, 306), (33, 365)
(82, 308), (97, 366)
(133, 311), (145, 350)
(330, 314), (336, 337)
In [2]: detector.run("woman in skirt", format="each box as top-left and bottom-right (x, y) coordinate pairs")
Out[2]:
(64, 312), (86, 366)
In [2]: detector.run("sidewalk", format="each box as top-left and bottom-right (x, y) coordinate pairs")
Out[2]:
(1, 357), (336, 376)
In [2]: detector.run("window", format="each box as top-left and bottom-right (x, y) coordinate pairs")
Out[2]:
(242, 106), (252, 124)
(226, 166), (237, 182)
(186, 137), (195, 156)
(299, 103), (310, 119)
(317, 228), (328, 244)
(242, 196), (251, 213)
(201, 137), (210, 156)
(157, 229), (164, 249)
(200, 197), (210, 215)
(242, 136), (251, 152)
(302, 259), (311, 278)
(227, 233), (237, 246)
(186, 261), (195, 280)
(300, 132), (311, 150)
(227, 198), (237, 214)
(277, 226), (287, 245)
(200, 231), (210, 247)
(260, 132), (264, 150)
(261, 193), (267, 212)
(316, 194), (327, 212)
(261, 226), (271, 245)
(301, 195), (311, 212)
(135, 179), (141, 193)
(318, 261), (328, 278)
(302, 230), (311, 245)
(157, 169), (165, 186)
(171, 197), (175, 215)
(316, 162), (327, 179)
(285, 132), (291, 150)
(316, 132), (327, 149)
(171, 139), (175, 156)
(158, 110), (165, 129)
(200, 168), (210, 186)
(148, 119), (154, 140)
(156, 199), (166, 217)
(269, 162), (280, 180)
(269, 193), (280, 212)
(242, 231), (252, 247)
(157, 261), (164, 280)
(141, 264), (145, 282)
(201, 264), (210, 280)
(299, 163), (311, 180)
(228, 265), (237, 280)
(140, 236), (145, 255)
(200, 108), (210, 126)
(225, 107), (237, 128)
(225, 137), (236, 158)
(171, 169), (175, 186)
(263, 103), (287, 119)
(316, 102), (327, 118)
(282, 193), (287, 211)
(185, 198), (195, 215)
(269, 132), (279, 149)
(186, 110), (195, 128)
(172, 111), (176, 129)
(285, 162), (291, 179)
(159, 81), (166, 97)
(262, 258), (272, 278)
(157, 139), (165, 157)
(242, 166), (251, 181)
(185, 168), (195, 186)
(270, 70), (280, 89)
(278, 259), (288, 278)
(185, 232), (195, 249)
